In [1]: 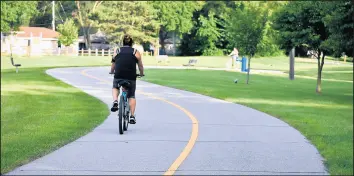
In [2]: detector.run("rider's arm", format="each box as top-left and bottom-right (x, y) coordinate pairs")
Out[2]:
(228, 51), (234, 56)
(110, 62), (115, 74)
(110, 48), (119, 74)
(135, 50), (144, 75)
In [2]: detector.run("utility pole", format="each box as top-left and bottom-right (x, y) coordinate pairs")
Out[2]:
(289, 47), (295, 80)
(173, 31), (176, 56)
(52, 1), (55, 31)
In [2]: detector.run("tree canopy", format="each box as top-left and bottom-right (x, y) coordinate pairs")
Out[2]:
(272, 1), (353, 93)
(98, 1), (159, 45)
(1, 1), (38, 32)
(57, 18), (78, 47)
(150, 1), (202, 53)
(226, 1), (268, 57)
(323, 1), (354, 57)
(226, 1), (269, 84)
(0, 0), (351, 61)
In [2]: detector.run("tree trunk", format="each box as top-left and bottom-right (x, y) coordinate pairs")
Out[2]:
(289, 47), (295, 80)
(154, 38), (159, 57)
(173, 31), (176, 56)
(159, 27), (169, 55)
(246, 55), (252, 84)
(83, 27), (91, 49)
(160, 40), (165, 54)
(316, 51), (325, 93)
(65, 47), (68, 56)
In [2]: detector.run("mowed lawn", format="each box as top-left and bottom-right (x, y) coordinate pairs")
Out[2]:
(142, 69), (353, 175)
(1, 68), (109, 174)
(292, 66), (353, 81)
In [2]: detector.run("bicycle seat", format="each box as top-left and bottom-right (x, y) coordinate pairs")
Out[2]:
(119, 80), (131, 88)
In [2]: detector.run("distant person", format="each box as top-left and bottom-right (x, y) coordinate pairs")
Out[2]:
(149, 44), (155, 56)
(109, 34), (145, 124)
(228, 48), (239, 68)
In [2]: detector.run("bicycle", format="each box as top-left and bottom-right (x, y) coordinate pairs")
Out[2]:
(110, 73), (144, 135)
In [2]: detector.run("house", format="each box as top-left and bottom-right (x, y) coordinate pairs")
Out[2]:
(160, 38), (181, 56)
(78, 30), (111, 50)
(1, 27), (61, 56)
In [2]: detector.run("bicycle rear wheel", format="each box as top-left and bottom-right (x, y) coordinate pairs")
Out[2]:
(118, 95), (124, 134)
(123, 111), (129, 131)
(123, 100), (129, 131)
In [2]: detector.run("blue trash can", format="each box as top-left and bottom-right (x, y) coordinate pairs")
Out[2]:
(241, 57), (247, 72)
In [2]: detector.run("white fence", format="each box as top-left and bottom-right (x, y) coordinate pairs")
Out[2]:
(78, 49), (153, 57)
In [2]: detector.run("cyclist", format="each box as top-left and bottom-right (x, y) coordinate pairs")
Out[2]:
(109, 34), (144, 124)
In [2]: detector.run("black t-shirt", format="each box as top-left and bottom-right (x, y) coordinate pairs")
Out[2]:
(111, 46), (138, 80)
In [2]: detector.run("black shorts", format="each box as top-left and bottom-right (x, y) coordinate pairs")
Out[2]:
(113, 79), (136, 98)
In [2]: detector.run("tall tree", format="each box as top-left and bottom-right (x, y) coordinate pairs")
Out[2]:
(57, 18), (78, 47)
(196, 11), (222, 56)
(255, 1), (285, 57)
(97, 1), (160, 46)
(29, 1), (52, 28)
(323, 1), (354, 57)
(178, 1), (236, 56)
(72, 1), (102, 49)
(1, 1), (38, 32)
(201, 1), (235, 54)
(273, 1), (332, 93)
(30, 1), (76, 28)
(151, 1), (202, 54)
(226, 1), (268, 84)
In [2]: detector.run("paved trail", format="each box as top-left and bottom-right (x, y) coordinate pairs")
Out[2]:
(6, 66), (328, 175)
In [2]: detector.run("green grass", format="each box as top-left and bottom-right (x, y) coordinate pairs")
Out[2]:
(0, 68), (109, 174)
(1, 55), (110, 69)
(295, 70), (353, 81)
(142, 69), (353, 175)
(282, 60), (353, 81)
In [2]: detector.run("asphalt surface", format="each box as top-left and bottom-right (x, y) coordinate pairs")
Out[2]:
(6, 66), (328, 175)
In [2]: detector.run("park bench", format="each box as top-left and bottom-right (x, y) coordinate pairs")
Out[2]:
(10, 56), (21, 73)
(183, 58), (198, 66)
(156, 55), (169, 64)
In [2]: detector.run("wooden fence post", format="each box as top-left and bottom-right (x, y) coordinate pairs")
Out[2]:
(102, 49), (104, 56)
(81, 49), (83, 56)
(88, 49), (91, 56)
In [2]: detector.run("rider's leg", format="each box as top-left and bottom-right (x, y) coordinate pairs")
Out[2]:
(129, 98), (136, 116)
(128, 97), (136, 124)
(128, 80), (137, 124)
(111, 79), (120, 112)
(112, 88), (120, 101)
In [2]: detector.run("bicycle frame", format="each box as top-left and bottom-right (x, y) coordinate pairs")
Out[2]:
(109, 73), (144, 135)
(121, 86), (130, 115)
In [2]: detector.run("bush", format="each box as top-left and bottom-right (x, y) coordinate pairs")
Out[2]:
(202, 48), (224, 56)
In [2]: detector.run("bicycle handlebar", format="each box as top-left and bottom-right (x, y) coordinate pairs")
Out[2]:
(109, 72), (145, 78)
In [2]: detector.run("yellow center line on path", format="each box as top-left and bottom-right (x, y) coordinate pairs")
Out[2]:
(80, 69), (199, 175)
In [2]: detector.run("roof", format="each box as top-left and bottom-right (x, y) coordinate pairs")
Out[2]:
(78, 30), (107, 43)
(15, 27), (59, 38)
